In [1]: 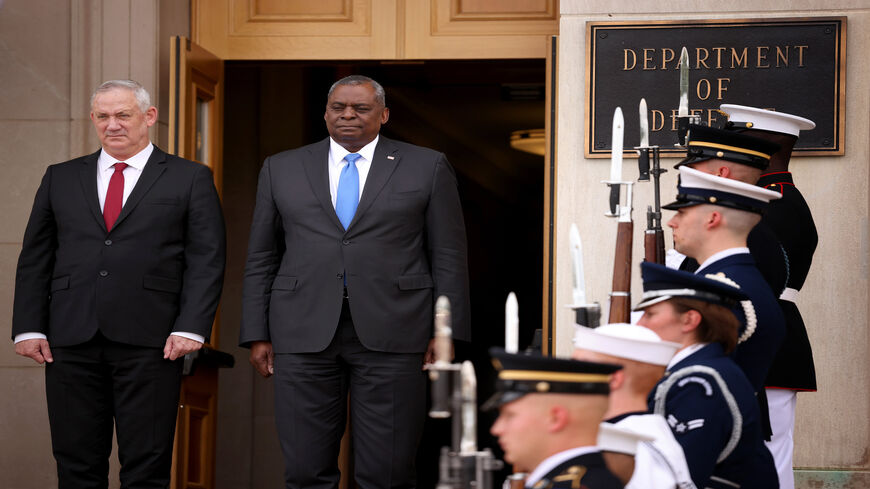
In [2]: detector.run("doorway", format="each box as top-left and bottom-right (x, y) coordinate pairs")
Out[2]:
(218, 59), (545, 488)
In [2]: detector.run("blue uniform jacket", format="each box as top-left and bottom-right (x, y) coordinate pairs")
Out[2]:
(698, 253), (786, 393)
(648, 343), (778, 489)
(528, 451), (623, 489)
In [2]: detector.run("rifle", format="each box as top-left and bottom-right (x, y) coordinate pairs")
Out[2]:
(636, 98), (667, 265)
(429, 296), (503, 489)
(603, 107), (633, 324)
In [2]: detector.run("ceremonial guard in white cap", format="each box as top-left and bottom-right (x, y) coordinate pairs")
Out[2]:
(720, 104), (818, 489)
(674, 124), (790, 299)
(665, 148), (786, 416)
(573, 323), (696, 489)
(637, 263), (778, 489)
(486, 349), (624, 489)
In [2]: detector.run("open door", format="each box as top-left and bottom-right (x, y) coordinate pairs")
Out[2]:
(168, 35), (229, 489)
(542, 35), (558, 355)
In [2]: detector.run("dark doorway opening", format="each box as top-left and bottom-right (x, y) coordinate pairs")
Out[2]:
(221, 59), (545, 488)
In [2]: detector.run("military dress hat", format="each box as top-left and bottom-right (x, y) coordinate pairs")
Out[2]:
(662, 166), (781, 214)
(573, 323), (680, 366)
(482, 348), (622, 411)
(635, 261), (748, 310)
(676, 124), (780, 170)
(721, 104), (815, 137)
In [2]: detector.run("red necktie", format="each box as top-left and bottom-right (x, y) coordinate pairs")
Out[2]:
(103, 162), (128, 231)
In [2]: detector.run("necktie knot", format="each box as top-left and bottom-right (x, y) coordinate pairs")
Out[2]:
(344, 153), (361, 165)
(113, 162), (128, 172)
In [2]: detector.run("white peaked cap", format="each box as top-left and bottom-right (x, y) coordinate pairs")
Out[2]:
(573, 323), (680, 366)
(597, 422), (654, 455)
(720, 104), (815, 137)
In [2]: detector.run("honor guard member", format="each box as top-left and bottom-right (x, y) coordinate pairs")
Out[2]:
(675, 124), (789, 297)
(720, 104), (818, 489)
(486, 348), (625, 489)
(637, 263), (779, 489)
(573, 324), (696, 489)
(665, 164), (786, 413)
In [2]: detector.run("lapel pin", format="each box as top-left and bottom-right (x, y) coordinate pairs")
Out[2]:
(387, 155), (395, 160)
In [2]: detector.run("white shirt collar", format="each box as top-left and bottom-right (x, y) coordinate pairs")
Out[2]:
(328, 135), (378, 165)
(667, 343), (708, 370)
(98, 143), (154, 172)
(695, 247), (749, 273)
(525, 446), (600, 487)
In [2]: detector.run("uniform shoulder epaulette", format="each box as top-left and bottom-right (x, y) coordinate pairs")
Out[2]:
(651, 364), (743, 463)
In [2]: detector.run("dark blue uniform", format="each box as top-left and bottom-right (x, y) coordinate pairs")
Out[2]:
(648, 343), (779, 489)
(528, 452), (624, 489)
(759, 171), (817, 391)
(697, 253), (786, 394)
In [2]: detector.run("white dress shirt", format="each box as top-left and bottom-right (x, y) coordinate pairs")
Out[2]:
(328, 136), (378, 207)
(14, 143), (204, 345)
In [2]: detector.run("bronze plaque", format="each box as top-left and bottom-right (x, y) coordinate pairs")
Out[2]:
(585, 18), (846, 157)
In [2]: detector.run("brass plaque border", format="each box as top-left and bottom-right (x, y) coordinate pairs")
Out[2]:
(584, 17), (847, 159)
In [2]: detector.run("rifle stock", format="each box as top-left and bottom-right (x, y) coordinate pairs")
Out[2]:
(609, 221), (633, 323)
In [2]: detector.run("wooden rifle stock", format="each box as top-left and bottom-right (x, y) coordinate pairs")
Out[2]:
(644, 228), (666, 265)
(609, 221), (633, 323)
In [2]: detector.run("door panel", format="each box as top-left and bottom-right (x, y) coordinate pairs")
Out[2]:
(168, 36), (225, 489)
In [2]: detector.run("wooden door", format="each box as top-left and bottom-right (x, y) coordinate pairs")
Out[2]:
(168, 35), (225, 489)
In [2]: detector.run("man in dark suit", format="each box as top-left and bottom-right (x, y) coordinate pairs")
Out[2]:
(240, 75), (471, 489)
(12, 80), (226, 488)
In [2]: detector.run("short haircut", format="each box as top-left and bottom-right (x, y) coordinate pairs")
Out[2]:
(327, 75), (386, 106)
(91, 80), (152, 113)
(669, 297), (740, 354)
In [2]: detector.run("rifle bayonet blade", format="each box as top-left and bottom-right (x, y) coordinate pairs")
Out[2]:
(639, 98), (649, 148)
(610, 107), (624, 181)
(678, 47), (689, 117)
(569, 223), (587, 306)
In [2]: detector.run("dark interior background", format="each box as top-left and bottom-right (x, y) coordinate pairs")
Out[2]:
(220, 59), (546, 487)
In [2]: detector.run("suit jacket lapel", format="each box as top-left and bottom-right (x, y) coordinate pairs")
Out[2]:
(351, 136), (399, 228)
(111, 146), (167, 231)
(78, 150), (105, 230)
(302, 138), (345, 231)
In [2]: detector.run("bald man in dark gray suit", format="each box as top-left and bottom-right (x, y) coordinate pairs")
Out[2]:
(240, 75), (470, 489)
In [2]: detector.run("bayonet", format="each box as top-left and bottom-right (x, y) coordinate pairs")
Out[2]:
(606, 107), (625, 216)
(637, 98), (651, 181)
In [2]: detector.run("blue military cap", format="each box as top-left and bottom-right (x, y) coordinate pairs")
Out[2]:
(663, 166), (781, 214)
(676, 124), (780, 170)
(482, 348), (622, 411)
(635, 262), (748, 310)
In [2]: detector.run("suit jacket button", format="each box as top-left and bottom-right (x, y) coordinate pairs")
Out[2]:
(342, 239), (350, 245)
(104, 239), (113, 246)
(336, 273), (343, 279)
(99, 270), (109, 277)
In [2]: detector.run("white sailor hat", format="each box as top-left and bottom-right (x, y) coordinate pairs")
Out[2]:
(597, 422), (654, 455)
(663, 166), (781, 214)
(573, 323), (680, 366)
(720, 104), (815, 137)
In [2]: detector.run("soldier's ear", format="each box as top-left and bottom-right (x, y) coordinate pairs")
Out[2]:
(609, 369), (626, 391)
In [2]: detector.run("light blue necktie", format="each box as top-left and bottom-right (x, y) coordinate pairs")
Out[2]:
(335, 153), (361, 230)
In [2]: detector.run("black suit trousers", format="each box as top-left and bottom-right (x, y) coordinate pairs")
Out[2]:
(272, 301), (426, 489)
(45, 333), (183, 489)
